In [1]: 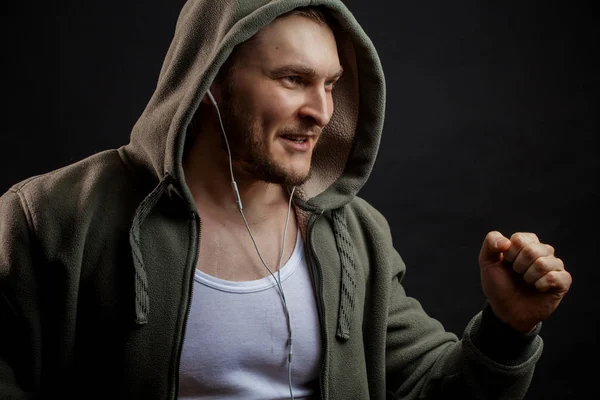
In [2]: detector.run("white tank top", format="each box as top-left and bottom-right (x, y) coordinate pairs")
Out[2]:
(178, 232), (322, 399)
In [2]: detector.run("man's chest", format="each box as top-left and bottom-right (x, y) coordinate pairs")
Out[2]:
(195, 222), (297, 281)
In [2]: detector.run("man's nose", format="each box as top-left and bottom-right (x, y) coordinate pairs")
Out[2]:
(299, 86), (333, 128)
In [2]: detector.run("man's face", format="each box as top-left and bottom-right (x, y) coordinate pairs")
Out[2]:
(216, 14), (343, 186)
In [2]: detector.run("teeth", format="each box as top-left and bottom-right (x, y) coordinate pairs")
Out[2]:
(284, 136), (306, 142)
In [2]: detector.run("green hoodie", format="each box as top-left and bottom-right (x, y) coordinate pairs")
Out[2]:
(0, 1), (543, 399)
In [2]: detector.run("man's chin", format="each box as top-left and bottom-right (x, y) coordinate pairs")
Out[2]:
(283, 172), (311, 187)
(265, 171), (311, 187)
(239, 153), (312, 186)
(280, 162), (312, 186)
(261, 166), (311, 187)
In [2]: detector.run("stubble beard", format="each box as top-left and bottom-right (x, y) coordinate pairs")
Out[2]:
(219, 89), (314, 187)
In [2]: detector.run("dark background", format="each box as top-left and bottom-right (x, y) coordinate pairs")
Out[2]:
(1, 1), (598, 398)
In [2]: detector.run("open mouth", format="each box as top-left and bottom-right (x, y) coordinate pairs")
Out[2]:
(279, 134), (313, 152)
(281, 135), (309, 143)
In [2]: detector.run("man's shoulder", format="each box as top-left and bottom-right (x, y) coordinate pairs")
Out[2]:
(8, 148), (128, 198)
(326, 196), (395, 249)
(3, 148), (140, 225)
(345, 196), (390, 231)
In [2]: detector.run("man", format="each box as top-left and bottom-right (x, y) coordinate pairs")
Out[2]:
(0, 0), (571, 399)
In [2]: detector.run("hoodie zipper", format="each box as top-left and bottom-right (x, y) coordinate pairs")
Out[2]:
(307, 211), (327, 400)
(170, 211), (201, 399)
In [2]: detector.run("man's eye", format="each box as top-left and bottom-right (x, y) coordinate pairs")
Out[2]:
(284, 76), (301, 84)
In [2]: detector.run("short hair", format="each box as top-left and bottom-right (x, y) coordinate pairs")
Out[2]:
(285, 6), (329, 26)
(215, 6), (331, 83)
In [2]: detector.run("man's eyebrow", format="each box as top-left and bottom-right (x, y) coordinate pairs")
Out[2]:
(270, 64), (344, 80)
(330, 66), (344, 80)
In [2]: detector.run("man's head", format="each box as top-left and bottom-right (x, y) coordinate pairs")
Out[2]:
(205, 7), (343, 186)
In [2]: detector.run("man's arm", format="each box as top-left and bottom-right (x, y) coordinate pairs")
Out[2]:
(384, 246), (544, 400)
(384, 227), (572, 399)
(361, 205), (547, 399)
(0, 188), (41, 399)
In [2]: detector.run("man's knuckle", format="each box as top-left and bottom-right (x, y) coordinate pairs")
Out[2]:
(529, 232), (540, 242)
(545, 270), (559, 285)
(511, 232), (528, 246)
(487, 230), (499, 240)
(533, 257), (549, 273)
(522, 245), (538, 262)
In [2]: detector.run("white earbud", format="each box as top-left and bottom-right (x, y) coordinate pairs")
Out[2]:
(206, 89), (218, 107)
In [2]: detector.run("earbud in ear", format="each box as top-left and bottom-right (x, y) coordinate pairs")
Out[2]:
(206, 89), (218, 107)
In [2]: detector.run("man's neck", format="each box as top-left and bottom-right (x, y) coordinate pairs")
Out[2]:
(183, 128), (291, 225)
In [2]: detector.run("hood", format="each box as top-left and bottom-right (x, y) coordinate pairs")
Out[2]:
(125, 0), (386, 213)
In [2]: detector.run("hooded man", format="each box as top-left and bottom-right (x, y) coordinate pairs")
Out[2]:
(0, 1), (571, 399)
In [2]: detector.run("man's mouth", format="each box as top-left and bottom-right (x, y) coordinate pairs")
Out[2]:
(281, 135), (309, 143)
(279, 133), (317, 152)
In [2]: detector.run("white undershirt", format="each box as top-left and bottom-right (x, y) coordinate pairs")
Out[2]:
(178, 232), (322, 399)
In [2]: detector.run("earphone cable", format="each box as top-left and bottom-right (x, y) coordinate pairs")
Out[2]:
(209, 91), (295, 399)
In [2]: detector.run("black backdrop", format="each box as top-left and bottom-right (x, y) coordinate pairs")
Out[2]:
(1, 1), (598, 399)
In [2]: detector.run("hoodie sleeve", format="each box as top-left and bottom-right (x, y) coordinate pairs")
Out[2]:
(349, 198), (542, 399)
(0, 188), (41, 399)
(381, 231), (544, 399)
